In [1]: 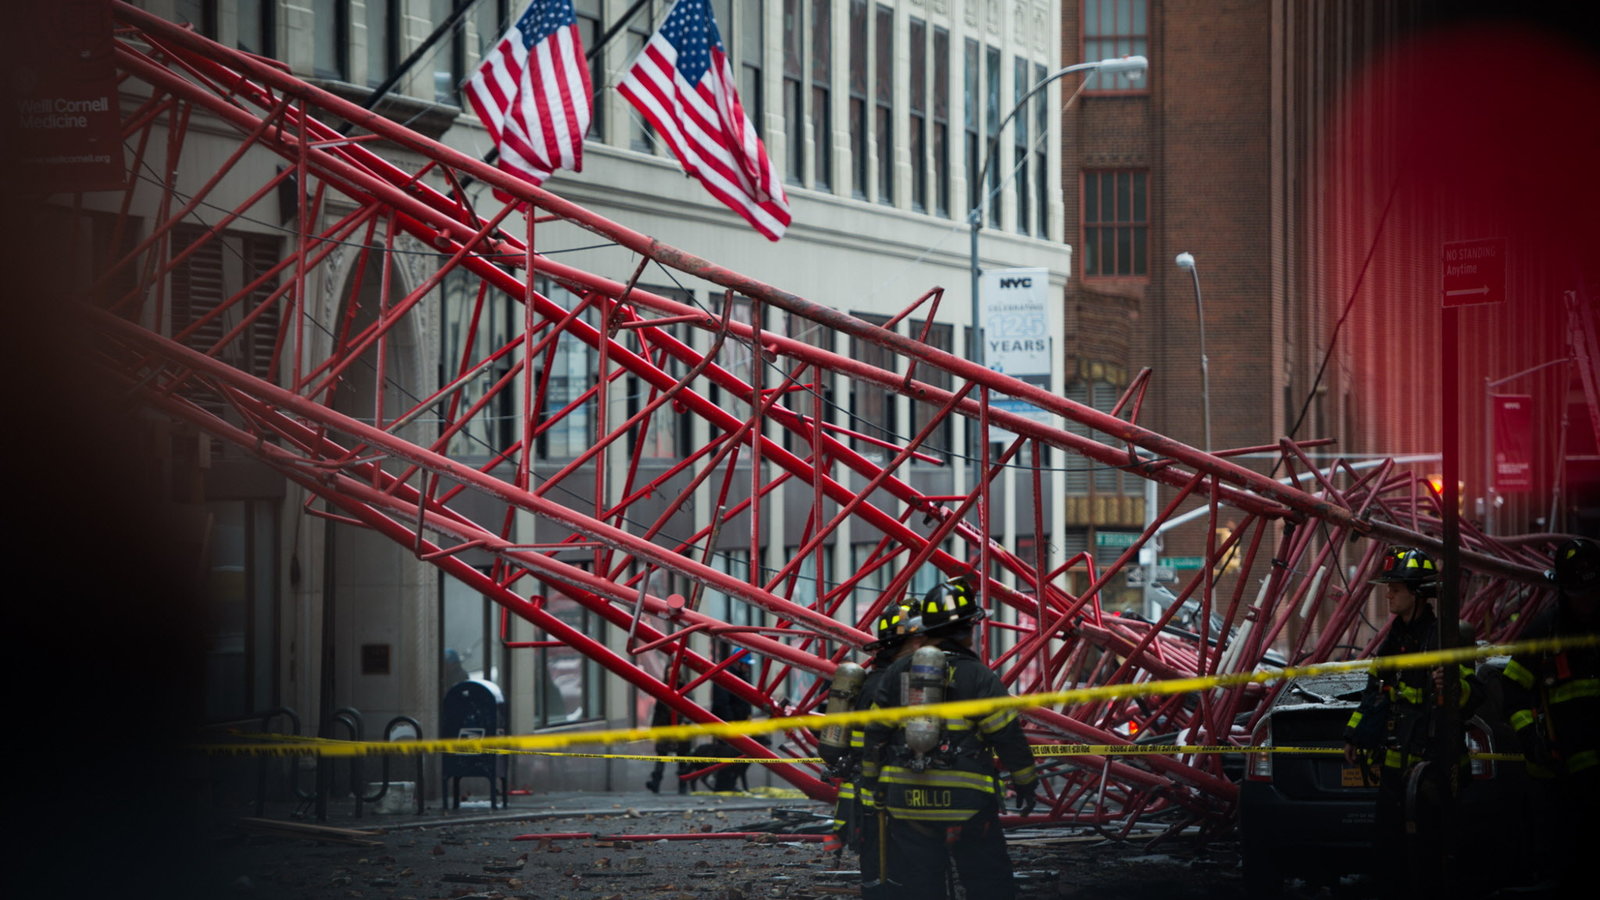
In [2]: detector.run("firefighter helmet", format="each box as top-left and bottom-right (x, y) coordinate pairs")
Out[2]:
(1370, 547), (1439, 596)
(920, 579), (986, 635)
(865, 602), (918, 651)
(1549, 538), (1600, 593)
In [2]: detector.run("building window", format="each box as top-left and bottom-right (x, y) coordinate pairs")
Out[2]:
(1064, 379), (1139, 494)
(439, 266), (518, 459)
(811, 0), (832, 189)
(170, 224), (284, 429)
(237, 0), (276, 57)
(909, 319), (953, 461)
(1013, 56), (1030, 235)
(849, 0), (869, 198)
(628, 8), (656, 152)
(431, 0), (467, 106)
(535, 280), (598, 459)
(783, 0), (805, 183)
(203, 500), (279, 720)
(984, 45), (1001, 225)
(745, 1), (766, 141)
(1083, 0), (1148, 92)
(964, 38), (979, 215)
(175, 1), (218, 38)
(849, 313), (896, 457)
(314, 0), (350, 80)
(908, 18), (927, 212)
(1034, 61), (1049, 237)
(873, 4), (894, 205)
(631, 286), (695, 460)
(573, 0), (604, 141)
(1083, 170), (1148, 277)
(366, 0), (399, 88)
(932, 26), (950, 218)
(535, 580), (603, 726)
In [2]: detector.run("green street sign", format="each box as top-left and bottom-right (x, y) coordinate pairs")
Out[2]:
(1095, 531), (1141, 548)
(1160, 556), (1206, 569)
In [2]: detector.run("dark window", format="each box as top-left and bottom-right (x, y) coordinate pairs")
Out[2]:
(1083, 170), (1149, 277)
(739, 0), (765, 142)
(964, 38), (979, 214)
(314, 0), (350, 80)
(237, 0), (276, 57)
(811, 0), (833, 189)
(629, 9), (656, 152)
(1013, 56), (1030, 235)
(874, 5), (894, 204)
(574, 0), (604, 141)
(932, 27), (950, 217)
(367, 0), (399, 88)
(431, 0), (466, 106)
(849, 0), (869, 198)
(850, 313), (896, 457)
(784, 0), (804, 183)
(985, 45), (1001, 226)
(1083, 0), (1149, 92)
(909, 320), (953, 461)
(909, 18), (927, 212)
(1034, 61), (1049, 236)
(175, 0), (218, 38)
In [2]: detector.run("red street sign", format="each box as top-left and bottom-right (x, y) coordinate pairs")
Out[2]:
(1441, 238), (1507, 307)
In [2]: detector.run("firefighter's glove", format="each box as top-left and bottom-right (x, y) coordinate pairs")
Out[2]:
(1013, 782), (1039, 816)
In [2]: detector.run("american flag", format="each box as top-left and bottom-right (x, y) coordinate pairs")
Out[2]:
(618, 0), (791, 241)
(464, 0), (592, 197)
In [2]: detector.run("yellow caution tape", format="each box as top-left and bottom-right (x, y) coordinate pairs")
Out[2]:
(196, 635), (1596, 759)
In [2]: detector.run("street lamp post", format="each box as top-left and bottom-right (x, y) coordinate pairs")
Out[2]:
(1174, 252), (1212, 452)
(967, 55), (1147, 372)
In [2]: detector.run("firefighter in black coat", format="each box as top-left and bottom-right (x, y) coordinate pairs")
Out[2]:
(823, 601), (922, 898)
(860, 579), (1038, 899)
(1342, 546), (1481, 899)
(1500, 537), (1600, 890)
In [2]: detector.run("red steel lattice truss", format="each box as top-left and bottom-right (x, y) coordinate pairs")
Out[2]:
(91, 4), (1556, 835)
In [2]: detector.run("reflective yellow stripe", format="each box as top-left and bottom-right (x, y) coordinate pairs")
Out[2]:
(1396, 683), (1425, 704)
(1550, 678), (1600, 705)
(1510, 709), (1536, 732)
(1346, 710), (1364, 730)
(978, 708), (1018, 734)
(1504, 658), (1536, 690)
(1011, 764), (1037, 786)
(880, 767), (998, 793)
(838, 784), (856, 800)
(883, 807), (979, 821)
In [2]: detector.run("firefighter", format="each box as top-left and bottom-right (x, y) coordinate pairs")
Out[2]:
(822, 601), (922, 898)
(1341, 546), (1481, 898)
(860, 579), (1038, 899)
(1499, 537), (1600, 890)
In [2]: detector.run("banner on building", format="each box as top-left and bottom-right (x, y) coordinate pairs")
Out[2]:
(1492, 394), (1533, 493)
(977, 267), (1053, 442)
(2, 0), (125, 194)
(980, 267), (1051, 376)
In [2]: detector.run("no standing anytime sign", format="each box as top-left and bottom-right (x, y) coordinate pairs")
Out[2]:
(1441, 237), (1507, 307)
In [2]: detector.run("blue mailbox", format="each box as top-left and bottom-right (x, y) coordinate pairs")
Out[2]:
(441, 678), (508, 809)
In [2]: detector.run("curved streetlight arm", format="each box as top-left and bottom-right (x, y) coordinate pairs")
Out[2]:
(968, 56), (1146, 373)
(969, 56), (1148, 225)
